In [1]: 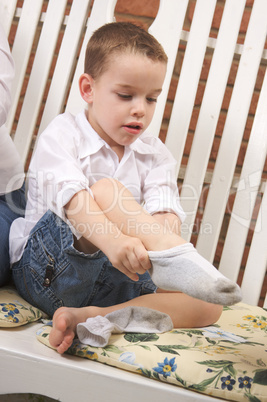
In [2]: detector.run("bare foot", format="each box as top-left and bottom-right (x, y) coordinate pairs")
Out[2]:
(49, 306), (97, 354)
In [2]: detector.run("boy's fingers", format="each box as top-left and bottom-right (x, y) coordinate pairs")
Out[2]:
(121, 262), (140, 281)
(114, 256), (140, 280)
(126, 253), (147, 275)
(128, 272), (139, 281)
(134, 245), (151, 271)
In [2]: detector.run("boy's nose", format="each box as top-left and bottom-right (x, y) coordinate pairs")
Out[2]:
(131, 99), (145, 117)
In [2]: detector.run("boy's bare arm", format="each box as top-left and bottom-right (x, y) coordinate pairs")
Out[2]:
(153, 212), (182, 236)
(65, 189), (149, 281)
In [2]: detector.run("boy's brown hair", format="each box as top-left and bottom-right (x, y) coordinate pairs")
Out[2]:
(84, 22), (168, 79)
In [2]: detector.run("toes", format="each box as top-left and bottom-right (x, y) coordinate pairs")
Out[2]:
(57, 337), (73, 354)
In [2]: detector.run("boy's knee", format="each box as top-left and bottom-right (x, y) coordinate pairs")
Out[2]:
(91, 178), (131, 201)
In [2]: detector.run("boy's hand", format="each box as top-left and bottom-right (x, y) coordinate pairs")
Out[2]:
(104, 234), (151, 281)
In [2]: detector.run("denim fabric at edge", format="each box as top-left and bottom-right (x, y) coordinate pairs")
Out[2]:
(0, 183), (26, 286)
(12, 210), (156, 317)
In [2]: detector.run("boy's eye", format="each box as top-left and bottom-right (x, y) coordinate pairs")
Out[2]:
(146, 97), (157, 103)
(117, 93), (132, 100)
(117, 93), (157, 103)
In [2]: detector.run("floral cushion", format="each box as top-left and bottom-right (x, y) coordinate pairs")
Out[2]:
(0, 287), (42, 327)
(37, 302), (267, 402)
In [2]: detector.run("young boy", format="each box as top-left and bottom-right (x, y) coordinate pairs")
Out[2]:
(10, 22), (241, 354)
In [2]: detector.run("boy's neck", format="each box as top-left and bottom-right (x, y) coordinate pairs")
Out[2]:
(85, 109), (125, 161)
(111, 144), (125, 162)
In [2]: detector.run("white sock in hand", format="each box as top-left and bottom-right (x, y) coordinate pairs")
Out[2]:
(148, 243), (242, 306)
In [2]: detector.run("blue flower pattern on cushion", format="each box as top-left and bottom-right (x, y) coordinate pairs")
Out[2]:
(1, 303), (19, 315)
(238, 376), (253, 389)
(0, 300), (41, 326)
(0, 303), (20, 323)
(153, 357), (177, 378)
(221, 375), (236, 391)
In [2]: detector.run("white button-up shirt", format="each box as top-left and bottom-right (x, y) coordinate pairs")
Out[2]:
(0, 22), (24, 195)
(10, 110), (185, 263)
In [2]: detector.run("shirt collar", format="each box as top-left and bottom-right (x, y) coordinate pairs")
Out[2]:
(129, 134), (160, 155)
(77, 111), (106, 158)
(76, 110), (160, 158)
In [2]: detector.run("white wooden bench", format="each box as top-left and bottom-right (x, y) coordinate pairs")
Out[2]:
(0, 0), (266, 401)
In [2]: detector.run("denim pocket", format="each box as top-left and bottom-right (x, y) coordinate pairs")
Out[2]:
(12, 259), (63, 317)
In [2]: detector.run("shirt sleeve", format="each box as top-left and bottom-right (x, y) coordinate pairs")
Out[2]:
(28, 114), (93, 236)
(0, 23), (14, 127)
(142, 139), (186, 223)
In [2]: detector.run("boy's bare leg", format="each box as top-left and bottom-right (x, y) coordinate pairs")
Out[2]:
(90, 178), (185, 251)
(79, 178), (241, 305)
(49, 292), (223, 354)
(71, 178), (185, 256)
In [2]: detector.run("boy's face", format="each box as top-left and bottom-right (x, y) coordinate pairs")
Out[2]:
(83, 52), (166, 149)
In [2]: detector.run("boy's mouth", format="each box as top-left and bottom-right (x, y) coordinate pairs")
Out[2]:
(123, 122), (143, 135)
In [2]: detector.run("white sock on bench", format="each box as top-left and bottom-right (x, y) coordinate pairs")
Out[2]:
(76, 306), (173, 347)
(148, 243), (242, 306)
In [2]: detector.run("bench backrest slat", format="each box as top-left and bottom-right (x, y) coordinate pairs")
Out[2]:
(12, 0), (68, 163)
(38, 0), (92, 135)
(7, 0), (43, 135)
(219, 68), (267, 284)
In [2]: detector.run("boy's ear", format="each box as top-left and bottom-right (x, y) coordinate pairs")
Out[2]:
(79, 73), (94, 103)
